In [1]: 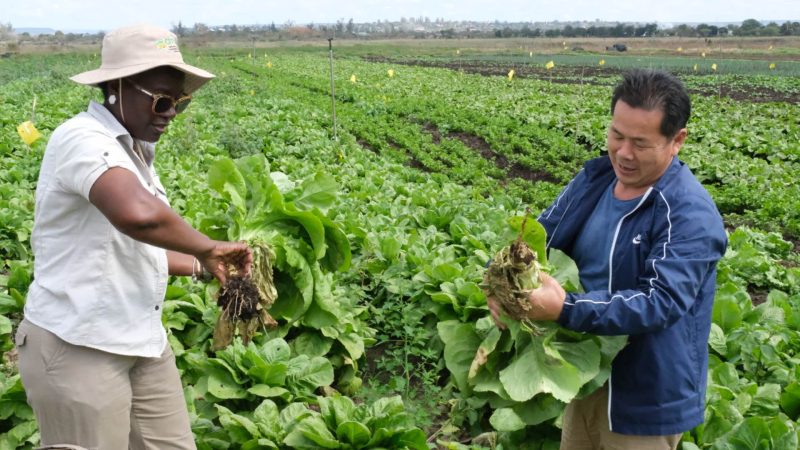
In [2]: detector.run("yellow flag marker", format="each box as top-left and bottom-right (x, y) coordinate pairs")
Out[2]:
(387, 69), (395, 78)
(711, 63), (717, 72)
(266, 61), (272, 69)
(677, 47), (683, 52)
(769, 63), (776, 70)
(17, 121), (42, 145)
(545, 60), (554, 70)
(769, 45), (773, 50)
(456, 49), (460, 55)
(693, 64), (698, 72)
(529, 51), (533, 57)
(701, 52), (706, 58)
(350, 74), (357, 83)
(507, 69), (515, 80)
(599, 59), (605, 66)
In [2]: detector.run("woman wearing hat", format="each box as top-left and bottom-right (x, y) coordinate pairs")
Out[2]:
(15, 23), (248, 449)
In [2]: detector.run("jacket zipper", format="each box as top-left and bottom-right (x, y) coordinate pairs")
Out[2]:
(606, 186), (653, 431)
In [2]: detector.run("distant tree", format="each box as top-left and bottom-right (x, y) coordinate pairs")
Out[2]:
(193, 23), (209, 34)
(780, 21), (800, 36)
(763, 22), (780, 36)
(673, 24), (694, 37)
(737, 19), (763, 36)
(440, 28), (455, 39)
(346, 18), (354, 34)
(696, 23), (713, 37)
(0, 22), (13, 40)
(623, 25), (635, 36)
(586, 25), (608, 37)
(172, 21), (186, 37)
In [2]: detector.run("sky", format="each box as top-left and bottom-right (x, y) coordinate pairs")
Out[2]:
(3, 0), (800, 32)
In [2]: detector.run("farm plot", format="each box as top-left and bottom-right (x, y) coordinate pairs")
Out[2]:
(0, 47), (798, 449)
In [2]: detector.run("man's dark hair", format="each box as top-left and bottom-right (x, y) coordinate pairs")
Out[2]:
(611, 69), (691, 138)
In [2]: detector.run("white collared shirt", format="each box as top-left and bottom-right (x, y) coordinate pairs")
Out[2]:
(25, 101), (171, 357)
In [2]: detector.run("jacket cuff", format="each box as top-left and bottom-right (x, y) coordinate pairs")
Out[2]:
(557, 293), (574, 328)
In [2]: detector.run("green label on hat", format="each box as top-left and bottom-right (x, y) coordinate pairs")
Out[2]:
(155, 37), (179, 52)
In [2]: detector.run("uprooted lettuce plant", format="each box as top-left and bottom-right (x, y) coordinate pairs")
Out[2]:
(481, 209), (543, 323)
(202, 154), (369, 394)
(438, 214), (627, 441)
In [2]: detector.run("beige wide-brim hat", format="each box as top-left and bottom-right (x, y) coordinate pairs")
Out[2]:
(71, 23), (214, 94)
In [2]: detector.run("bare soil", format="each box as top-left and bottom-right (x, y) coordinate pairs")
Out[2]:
(418, 122), (560, 183)
(364, 56), (800, 104)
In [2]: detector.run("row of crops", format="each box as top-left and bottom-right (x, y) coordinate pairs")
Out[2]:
(1, 48), (799, 449)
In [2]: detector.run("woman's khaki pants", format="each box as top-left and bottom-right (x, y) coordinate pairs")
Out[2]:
(15, 319), (196, 450)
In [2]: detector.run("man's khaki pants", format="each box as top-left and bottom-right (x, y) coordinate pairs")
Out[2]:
(15, 319), (196, 450)
(560, 383), (682, 450)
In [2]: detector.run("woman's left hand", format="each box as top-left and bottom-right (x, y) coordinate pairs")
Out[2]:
(197, 241), (253, 284)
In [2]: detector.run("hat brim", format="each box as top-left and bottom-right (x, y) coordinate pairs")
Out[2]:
(71, 62), (215, 94)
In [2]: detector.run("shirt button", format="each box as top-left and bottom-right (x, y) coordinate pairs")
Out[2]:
(103, 152), (109, 156)
(154, 305), (160, 311)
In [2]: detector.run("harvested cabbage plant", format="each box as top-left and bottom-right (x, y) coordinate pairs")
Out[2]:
(482, 209), (542, 321)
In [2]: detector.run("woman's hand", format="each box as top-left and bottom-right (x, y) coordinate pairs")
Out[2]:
(196, 241), (253, 284)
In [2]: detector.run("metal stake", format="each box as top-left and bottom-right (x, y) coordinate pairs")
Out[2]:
(328, 37), (338, 140)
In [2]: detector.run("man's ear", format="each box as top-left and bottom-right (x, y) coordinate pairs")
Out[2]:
(671, 128), (687, 155)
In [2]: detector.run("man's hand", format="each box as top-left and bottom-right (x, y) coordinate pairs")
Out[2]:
(487, 272), (566, 329)
(487, 295), (508, 329)
(197, 241), (253, 284)
(525, 273), (566, 321)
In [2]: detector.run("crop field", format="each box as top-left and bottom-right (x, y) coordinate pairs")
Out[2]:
(1, 39), (799, 449)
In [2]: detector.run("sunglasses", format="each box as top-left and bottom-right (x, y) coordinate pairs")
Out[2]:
(125, 79), (192, 114)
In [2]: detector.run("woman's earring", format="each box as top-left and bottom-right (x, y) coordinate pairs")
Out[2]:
(109, 95), (117, 105)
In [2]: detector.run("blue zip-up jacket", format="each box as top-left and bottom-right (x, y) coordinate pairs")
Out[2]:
(538, 155), (727, 435)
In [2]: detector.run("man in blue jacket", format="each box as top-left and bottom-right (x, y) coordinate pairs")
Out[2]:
(489, 69), (727, 449)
